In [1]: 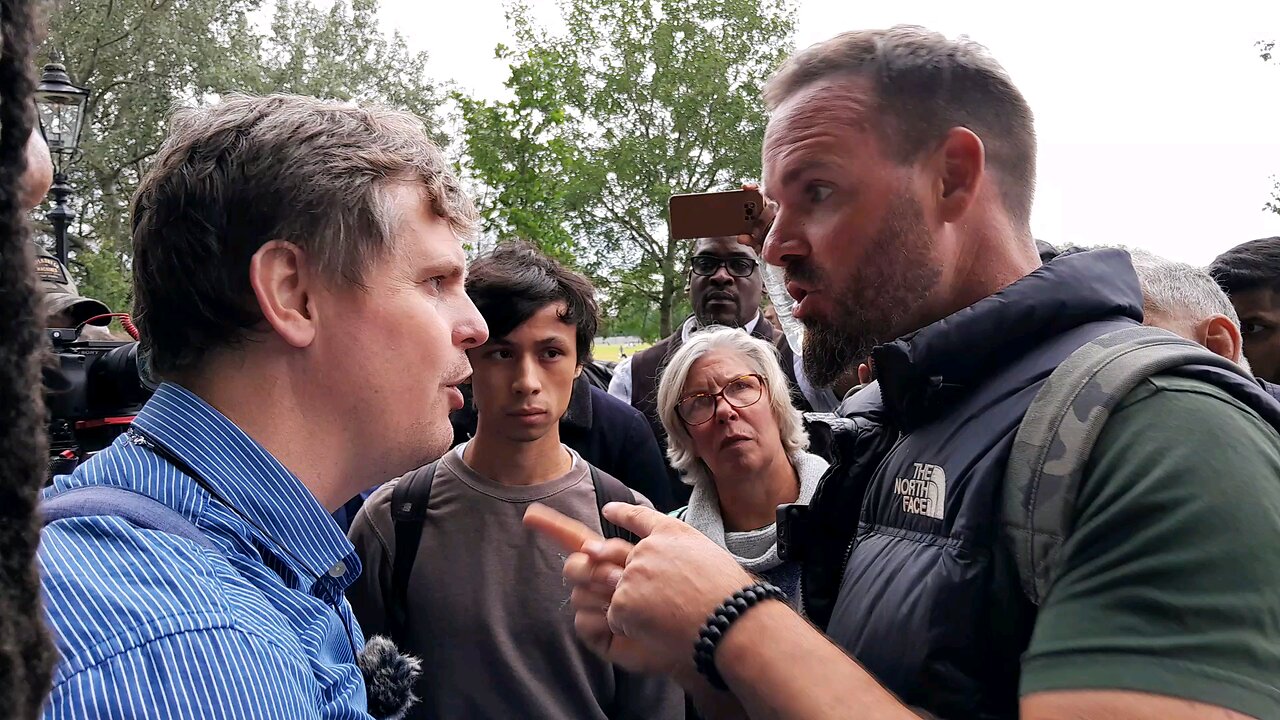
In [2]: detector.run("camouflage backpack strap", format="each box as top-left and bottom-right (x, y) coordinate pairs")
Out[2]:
(1001, 325), (1252, 605)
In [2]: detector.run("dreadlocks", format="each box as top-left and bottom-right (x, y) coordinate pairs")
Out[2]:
(0, 0), (57, 714)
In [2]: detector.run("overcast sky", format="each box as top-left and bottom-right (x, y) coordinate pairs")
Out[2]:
(366, 0), (1280, 266)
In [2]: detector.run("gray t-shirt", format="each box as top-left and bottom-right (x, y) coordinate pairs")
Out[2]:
(347, 443), (683, 720)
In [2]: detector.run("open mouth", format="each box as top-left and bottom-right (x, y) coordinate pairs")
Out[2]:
(785, 281), (809, 304)
(787, 283), (815, 320)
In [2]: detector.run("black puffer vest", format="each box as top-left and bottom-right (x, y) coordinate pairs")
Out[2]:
(799, 249), (1148, 718)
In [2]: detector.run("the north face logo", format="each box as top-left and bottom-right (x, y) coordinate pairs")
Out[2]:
(893, 462), (946, 520)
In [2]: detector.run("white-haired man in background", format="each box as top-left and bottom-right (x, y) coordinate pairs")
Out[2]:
(1128, 248), (1280, 400)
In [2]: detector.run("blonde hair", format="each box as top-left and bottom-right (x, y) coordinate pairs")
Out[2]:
(656, 326), (809, 487)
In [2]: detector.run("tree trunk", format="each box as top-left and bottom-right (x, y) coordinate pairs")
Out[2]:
(658, 273), (675, 338)
(657, 238), (680, 337)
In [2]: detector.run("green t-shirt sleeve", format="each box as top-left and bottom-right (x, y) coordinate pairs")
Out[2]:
(1020, 376), (1280, 717)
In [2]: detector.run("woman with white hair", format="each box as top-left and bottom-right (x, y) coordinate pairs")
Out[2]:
(657, 326), (829, 604)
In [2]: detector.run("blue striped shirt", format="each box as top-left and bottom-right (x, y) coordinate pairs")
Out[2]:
(40, 383), (373, 719)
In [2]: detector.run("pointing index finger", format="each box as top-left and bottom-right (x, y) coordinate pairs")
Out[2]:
(524, 502), (603, 552)
(601, 501), (670, 539)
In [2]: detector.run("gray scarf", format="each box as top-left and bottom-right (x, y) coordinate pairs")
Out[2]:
(683, 451), (829, 573)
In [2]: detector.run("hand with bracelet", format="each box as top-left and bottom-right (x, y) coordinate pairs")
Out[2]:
(525, 501), (923, 720)
(524, 502), (767, 687)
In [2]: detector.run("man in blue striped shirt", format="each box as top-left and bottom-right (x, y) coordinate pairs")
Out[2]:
(39, 94), (488, 718)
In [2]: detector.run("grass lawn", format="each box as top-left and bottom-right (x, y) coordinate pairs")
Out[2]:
(593, 343), (652, 363)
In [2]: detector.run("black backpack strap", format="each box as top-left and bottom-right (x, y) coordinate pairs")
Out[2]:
(591, 465), (641, 720)
(42, 485), (220, 553)
(590, 465), (639, 544)
(388, 460), (439, 637)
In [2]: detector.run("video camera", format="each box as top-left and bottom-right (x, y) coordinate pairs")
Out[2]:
(45, 326), (153, 478)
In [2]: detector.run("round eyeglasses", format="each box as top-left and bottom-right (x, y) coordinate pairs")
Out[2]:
(676, 373), (765, 426)
(689, 255), (758, 278)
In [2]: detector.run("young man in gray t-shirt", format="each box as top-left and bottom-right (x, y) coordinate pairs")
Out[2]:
(347, 243), (682, 719)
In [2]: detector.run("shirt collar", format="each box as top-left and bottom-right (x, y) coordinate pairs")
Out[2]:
(131, 383), (358, 589)
(681, 311), (762, 343)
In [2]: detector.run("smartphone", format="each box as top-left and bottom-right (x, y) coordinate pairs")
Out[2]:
(668, 188), (764, 240)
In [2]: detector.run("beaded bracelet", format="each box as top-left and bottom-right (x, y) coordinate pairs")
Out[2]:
(692, 582), (788, 691)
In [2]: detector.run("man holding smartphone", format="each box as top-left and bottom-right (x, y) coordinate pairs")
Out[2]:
(607, 235), (777, 509)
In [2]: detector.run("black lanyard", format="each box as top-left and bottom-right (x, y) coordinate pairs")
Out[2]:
(125, 425), (361, 660)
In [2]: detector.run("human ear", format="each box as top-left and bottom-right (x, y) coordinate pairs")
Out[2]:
(248, 240), (317, 349)
(932, 127), (985, 224)
(1198, 314), (1243, 365)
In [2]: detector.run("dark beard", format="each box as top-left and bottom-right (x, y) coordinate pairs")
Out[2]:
(794, 194), (942, 387)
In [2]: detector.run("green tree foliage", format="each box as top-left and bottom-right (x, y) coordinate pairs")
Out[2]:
(260, 0), (445, 138)
(453, 43), (581, 264)
(458, 0), (795, 339)
(39, 0), (443, 314)
(39, 0), (262, 312)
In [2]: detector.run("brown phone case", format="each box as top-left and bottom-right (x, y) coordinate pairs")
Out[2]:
(668, 189), (764, 240)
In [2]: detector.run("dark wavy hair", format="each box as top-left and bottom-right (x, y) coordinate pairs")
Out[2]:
(0, 0), (58, 714)
(465, 241), (599, 365)
(1209, 237), (1280, 296)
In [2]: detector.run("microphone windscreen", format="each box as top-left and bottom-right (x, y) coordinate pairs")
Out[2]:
(358, 635), (422, 720)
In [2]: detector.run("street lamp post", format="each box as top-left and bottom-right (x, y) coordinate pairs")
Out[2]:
(34, 59), (89, 266)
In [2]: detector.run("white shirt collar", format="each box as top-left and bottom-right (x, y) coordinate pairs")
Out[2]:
(681, 311), (762, 343)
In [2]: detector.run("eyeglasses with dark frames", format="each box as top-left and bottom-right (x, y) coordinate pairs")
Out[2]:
(689, 255), (758, 278)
